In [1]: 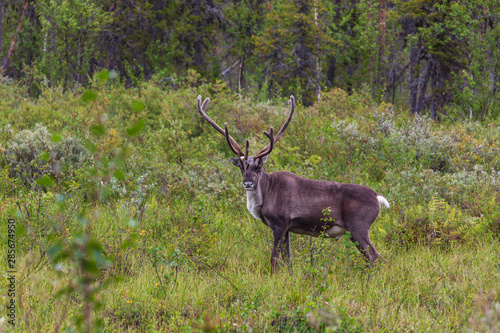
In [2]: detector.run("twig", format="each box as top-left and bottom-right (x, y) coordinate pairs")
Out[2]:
(192, 256), (239, 292)
(422, 299), (441, 326)
(170, 266), (178, 295)
(220, 242), (236, 269)
(202, 262), (239, 291)
(36, 186), (42, 220)
(386, 59), (411, 90)
(19, 252), (48, 283)
(53, 306), (67, 333)
(3, 3), (29, 71)
(16, 201), (30, 219)
(253, 217), (271, 247)
(221, 60), (240, 77)
(152, 260), (168, 298)
(309, 226), (318, 266)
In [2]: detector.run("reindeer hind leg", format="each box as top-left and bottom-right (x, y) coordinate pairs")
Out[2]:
(350, 231), (380, 266)
(344, 205), (381, 266)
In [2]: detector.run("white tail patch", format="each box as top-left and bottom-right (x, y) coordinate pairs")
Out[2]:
(377, 195), (390, 208)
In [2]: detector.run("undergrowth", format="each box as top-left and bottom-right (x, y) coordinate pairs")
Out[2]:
(0, 74), (499, 332)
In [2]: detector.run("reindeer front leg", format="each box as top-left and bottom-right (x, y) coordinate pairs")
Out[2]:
(270, 227), (289, 274)
(283, 231), (291, 263)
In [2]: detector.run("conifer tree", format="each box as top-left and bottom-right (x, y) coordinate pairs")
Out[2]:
(253, 0), (332, 105)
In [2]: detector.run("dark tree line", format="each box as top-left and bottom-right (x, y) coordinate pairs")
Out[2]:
(1, 0), (499, 119)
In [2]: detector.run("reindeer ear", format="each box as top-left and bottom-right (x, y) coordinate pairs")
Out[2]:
(230, 157), (242, 167)
(257, 155), (268, 167)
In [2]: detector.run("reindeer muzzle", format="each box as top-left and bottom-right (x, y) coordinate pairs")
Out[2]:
(243, 181), (255, 191)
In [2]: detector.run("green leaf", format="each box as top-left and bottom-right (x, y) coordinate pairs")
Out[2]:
(131, 101), (146, 112)
(100, 187), (112, 201)
(121, 238), (136, 250)
(88, 239), (104, 253)
(51, 134), (63, 143)
(56, 193), (66, 203)
(56, 193), (67, 211)
(37, 175), (54, 187)
(90, 124), (106, 137)
(114, 169), (125, 180)
(83, 259), (99, 273)
(83, 139), (97, 154)
(76, 213), (88, 227)
(39, 151), (50, 161)
(126, 119), (145, 137)
(81, 90), (97, 103)
(48, 242), (64, 261)
(113, 149), (125, 167)
(97, 70), (109, 81)
(16, 223), (26, 237)
(89, 167), (98, 176)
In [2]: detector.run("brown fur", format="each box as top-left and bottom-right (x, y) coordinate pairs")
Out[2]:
(197, 95), (389, 274)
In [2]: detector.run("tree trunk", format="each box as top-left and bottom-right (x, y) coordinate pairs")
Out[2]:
(430, 61), (438, 120)
(193, 0), (203, 68)
(296, 0), (314, 106)
(416, 59), (432, 114)
(327, 56), (336, 86)
(3, 3), (29, 72)
(392, 66), (396, 105)
(481, 5), (487, 40)
(378, 0), (386, 60)
(238, 55), (244, 93)
(326, 0), (342, 87)
(346, 0), (357, 95)
(378, 0), (387, 92)
(368, 0), (373, 95)
(346, 60), (353, 94)
(409, 40), (421, 114)
(314, 0), (320, 102)
(194, 38), (203, 68)
(0, 0), (3, 59)
(268, 79), (274, 100)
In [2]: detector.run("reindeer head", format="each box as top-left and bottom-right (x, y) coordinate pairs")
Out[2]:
(197, 95), (295, 191)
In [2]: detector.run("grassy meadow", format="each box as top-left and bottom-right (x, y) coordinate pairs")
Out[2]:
(1, 75), (500, 332)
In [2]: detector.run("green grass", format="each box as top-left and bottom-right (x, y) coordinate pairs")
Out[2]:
(12, 207), (500, 332)
(0, 77), (499, 332)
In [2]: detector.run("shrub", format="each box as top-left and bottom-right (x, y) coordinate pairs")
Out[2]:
(5, 124), (89, 185)
(271, 306), (362, 333)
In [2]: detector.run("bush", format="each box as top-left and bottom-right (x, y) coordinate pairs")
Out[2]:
(5, 124), (89, 185)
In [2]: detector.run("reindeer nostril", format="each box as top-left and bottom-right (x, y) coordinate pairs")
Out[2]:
(243, 182), (254, 188)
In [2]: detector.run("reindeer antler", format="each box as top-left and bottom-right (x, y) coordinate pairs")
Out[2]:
(197, 96), (244, 157)
(254, 127), (274, 159)
(254, 95), (295, 159)
(198, 95), (295, 160)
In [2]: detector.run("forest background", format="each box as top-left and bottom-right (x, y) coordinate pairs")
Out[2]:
(0, 0), (499, 118)
(1, 0), (500, 332)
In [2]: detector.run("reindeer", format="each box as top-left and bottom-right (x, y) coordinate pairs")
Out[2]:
(197, 95), (389, 274)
